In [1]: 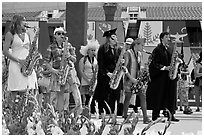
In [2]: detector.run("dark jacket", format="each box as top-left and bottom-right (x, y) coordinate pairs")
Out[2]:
(91, 43), (123, 114)
(146, 43), (171, 110)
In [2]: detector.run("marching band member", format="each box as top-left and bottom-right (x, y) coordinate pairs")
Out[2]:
(146, 32), (179, 122)
(3, 15), (38, 134)
(79, 39), (99, 106)
(122, 38), (151, 124)
(3, 15), (38, 95)
(44, 27), (82, 117)
(90, 28), (123, 122)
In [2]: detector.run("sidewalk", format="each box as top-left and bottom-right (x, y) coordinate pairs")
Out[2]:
(80, 107), (202, 135)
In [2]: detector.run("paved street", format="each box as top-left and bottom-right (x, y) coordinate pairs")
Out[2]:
(80, 106), (202, 135)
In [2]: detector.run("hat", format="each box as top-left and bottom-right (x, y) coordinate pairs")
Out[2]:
(125, 38), (134, 44)
(103, 28), (117, 37)
(80, 39), (100, 56)
(54, 27), (67, 35)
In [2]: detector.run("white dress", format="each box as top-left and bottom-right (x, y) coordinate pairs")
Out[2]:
(81, 57), (98, 86)
(7, 33), (38, 91)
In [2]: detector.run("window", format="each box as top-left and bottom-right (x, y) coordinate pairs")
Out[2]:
(129, 13), (138, 20)
(47, 13), (53, 18)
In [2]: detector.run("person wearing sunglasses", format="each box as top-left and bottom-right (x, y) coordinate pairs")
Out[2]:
(3, 14), (39, 135)
(44, 27), (82, 119)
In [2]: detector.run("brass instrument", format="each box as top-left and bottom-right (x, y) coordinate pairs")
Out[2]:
(58, 37), (74, 85)
(169, 41), (183, 80)
(21, 28), (42, 77)
(109, 42), (126, 89)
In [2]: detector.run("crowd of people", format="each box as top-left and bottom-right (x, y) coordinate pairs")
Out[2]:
(2, 15), (202, 133)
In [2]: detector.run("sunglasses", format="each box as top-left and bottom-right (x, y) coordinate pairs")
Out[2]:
(56, 32), (65, 36)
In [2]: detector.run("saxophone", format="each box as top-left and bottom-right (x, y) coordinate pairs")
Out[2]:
(169, 42), (183, 80)
(58, 37), (74, 85)
(21, 28), (42, 77)
(109, 43), (126, 89)
(88, 66), (98, 95)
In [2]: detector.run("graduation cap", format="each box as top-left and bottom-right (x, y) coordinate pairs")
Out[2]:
(103, 28), (117, 37)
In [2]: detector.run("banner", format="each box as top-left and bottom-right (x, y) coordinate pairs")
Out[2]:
(138, 20), (191, 67)
(138, 21), (162, 46)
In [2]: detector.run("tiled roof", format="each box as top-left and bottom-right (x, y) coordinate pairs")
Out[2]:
(2, 3), (202, 22)
(60, 6), (123, 21)
(2, 11), (42, 21)
(138, 6), (202, 20)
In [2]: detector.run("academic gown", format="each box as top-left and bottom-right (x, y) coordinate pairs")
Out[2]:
(146, 43), (171, 111)
(91, 43), (123, 114)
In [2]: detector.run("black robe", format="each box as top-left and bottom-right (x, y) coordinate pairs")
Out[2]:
(91, 43), (123, 114)
(146, 43), (171, 111)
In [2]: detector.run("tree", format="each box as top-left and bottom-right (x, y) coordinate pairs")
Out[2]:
(143, 22), (152, 45)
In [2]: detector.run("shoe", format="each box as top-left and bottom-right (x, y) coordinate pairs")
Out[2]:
(168, 116), (179, 122)
(179, 107), (183, 111)
(143, 117), (152, 124)
(183, 110), (193, 114)
(196, 108), (200, 112)
(183, 107), (193, 114)
(162, 110), (168, 117)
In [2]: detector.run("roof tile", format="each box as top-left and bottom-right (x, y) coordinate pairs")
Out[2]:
(2, 3), (202, 22)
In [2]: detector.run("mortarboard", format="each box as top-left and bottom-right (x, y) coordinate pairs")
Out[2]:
(103, 28), (117, 37)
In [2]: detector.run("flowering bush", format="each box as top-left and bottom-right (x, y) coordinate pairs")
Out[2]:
(2, 90), (174, 135)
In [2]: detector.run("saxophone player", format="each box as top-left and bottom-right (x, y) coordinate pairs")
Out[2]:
(44, 27), (82, 118)
(121, 38), (151, 124)
(79, 39), (100, 106)
(2, 15), (38, 134)
(146, 32), (179, 122)
(90, 28), (124, 121)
